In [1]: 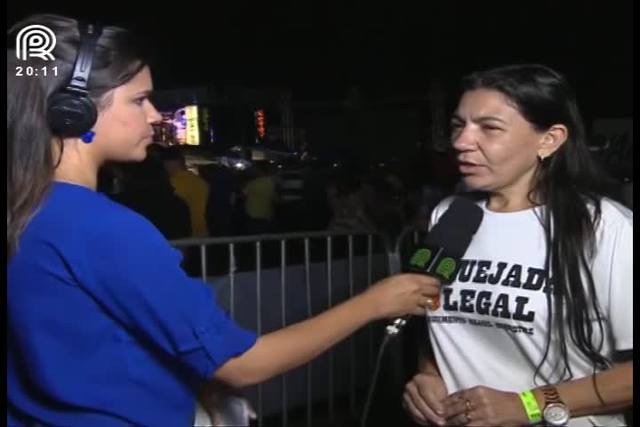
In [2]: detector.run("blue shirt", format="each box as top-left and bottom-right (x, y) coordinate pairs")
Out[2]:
(8, 182), (257, 426)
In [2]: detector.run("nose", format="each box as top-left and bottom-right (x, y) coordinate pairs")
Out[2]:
(451, 124), (477, 152)
(146, 101), (162, 124)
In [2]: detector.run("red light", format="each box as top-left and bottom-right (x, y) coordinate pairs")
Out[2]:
(255, 109), (266, 138)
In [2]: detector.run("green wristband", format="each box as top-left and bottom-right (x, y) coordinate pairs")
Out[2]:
(519, 390), (542, 424)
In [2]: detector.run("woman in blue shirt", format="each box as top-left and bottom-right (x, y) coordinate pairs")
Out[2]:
(7, 14), (441, 426)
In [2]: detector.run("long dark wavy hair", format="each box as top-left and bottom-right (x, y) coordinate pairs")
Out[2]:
(459, 64), (617, 394)
(7, 14), (151, 259)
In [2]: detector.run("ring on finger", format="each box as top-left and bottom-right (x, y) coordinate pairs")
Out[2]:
(464, 399), (473, 423)
(465, 399), (473, 413)
(463, 412), (472, 424)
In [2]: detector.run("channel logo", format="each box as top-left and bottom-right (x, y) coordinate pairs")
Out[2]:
(16, 24), (57, 61)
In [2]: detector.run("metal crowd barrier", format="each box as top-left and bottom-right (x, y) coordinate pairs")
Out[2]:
(171, 230), (394, 427)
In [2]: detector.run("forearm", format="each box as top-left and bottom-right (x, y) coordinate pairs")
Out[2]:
(214, 293), (376, 387)
(532, 361), (633, 417)
(417, 345), (441, 376)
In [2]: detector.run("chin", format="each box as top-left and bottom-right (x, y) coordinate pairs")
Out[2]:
(132, 150), (148, 161)
(462, 175), (491, 191)
(116, 149), (147, 163)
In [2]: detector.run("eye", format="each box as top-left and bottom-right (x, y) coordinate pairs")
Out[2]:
(450, 122), (464, 135)
(133, 97), (148, 106)
(450, 121), (463, 130)
(481, 124), (503, 131)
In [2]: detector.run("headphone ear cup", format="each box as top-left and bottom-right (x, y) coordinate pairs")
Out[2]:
(47, 91), (98, 138)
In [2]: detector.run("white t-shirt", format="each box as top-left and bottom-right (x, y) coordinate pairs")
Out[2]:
(426, 196), (632, 427)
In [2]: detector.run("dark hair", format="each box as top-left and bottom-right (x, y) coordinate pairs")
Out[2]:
(459, 64), (615, 394)
(7, 14), (150, 259)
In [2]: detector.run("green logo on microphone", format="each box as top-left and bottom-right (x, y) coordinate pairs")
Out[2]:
(409, 248), (432, 268)
(435, 257), (457, 281)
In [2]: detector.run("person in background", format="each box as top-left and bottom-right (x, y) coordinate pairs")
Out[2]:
(161, 145), (210, 238)
(242, 161), (278, 235)
(200, 163), (237, 236)
(114, 153), (192, 241)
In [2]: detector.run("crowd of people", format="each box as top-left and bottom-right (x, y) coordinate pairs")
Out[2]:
(98, 143), (631, 247)
(96, 147), (461, 241)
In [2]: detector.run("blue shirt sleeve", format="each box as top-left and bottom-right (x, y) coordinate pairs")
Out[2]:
(71, 203), (257, 381)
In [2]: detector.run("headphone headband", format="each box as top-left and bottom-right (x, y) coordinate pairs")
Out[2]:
(67, 23), (103, 94)
(46, 22), (103, 139)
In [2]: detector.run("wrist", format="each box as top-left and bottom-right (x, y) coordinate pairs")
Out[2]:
(518, 389), (543, 425)
(535, 385), (571, 426)
(419, 360), (441, 377)
(531, 388), (546, 413)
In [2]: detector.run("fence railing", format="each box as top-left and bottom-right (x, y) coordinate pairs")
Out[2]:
(171, 230), (396, 427)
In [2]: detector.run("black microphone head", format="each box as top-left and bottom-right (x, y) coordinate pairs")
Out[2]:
(407, 197), (484, 283)
(424, 197), (484, 259)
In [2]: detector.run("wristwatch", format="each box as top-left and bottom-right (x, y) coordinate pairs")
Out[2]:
(540, 385), (570, 426)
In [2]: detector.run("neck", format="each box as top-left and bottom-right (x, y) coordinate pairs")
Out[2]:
(487, 192), (537, 212)
(52, 140), (100, 190)
(486, 165), (541, 212)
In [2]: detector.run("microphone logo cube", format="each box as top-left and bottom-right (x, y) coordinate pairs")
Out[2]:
(409, 248), (432, 268)
(435, 257), (457, 281)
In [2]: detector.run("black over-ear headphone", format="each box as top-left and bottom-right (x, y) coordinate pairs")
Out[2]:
(47, 23), (103, 140)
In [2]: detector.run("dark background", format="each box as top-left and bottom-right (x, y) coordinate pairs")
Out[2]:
(8, 1), (633, 117)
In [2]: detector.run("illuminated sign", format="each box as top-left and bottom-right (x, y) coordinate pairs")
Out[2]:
(185, 105), (200, 145)
(255, 109), (266, 140)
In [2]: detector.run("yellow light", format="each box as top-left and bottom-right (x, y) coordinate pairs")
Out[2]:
(185, 105), (200, 146)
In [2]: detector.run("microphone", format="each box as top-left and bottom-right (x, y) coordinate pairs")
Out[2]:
(385, 197), (484, 336)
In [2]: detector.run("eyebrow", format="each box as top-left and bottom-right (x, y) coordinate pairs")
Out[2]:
(451, 114), (507, 124)
(133, 90), (154, 97)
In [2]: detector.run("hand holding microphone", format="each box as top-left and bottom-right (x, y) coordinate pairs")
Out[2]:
(387, 197), (484, 335)
(359, 273), (442, 320)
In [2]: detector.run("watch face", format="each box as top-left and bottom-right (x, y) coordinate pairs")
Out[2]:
(544, 403), (570, 425)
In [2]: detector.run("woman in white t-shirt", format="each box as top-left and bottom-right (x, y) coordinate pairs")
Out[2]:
(403, 64), (632, 427)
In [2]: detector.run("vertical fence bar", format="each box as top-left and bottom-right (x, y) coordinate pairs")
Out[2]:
(200, 245), (207, 283)
(229, 243), (235, 319)
(348, 235), (356, 416)
(281, 240), (288, 427)
(304, 238), (312, 427)
(256, 241), (263, 427)
(326, 236), (334, 422)
(367, 235), (374, 372)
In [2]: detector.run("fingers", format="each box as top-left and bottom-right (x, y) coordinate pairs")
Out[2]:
(414, 376), (445, 416)
(406, 273), (442, 292)
(370, 273), (443, 319)
(412, 296), (440, 315)
(441, 393), (467, 420)
(447, 413), (471, 426)
(442, 393), (478, 427)
(403, 393), (430, 426)
(404, 381), (447, 426)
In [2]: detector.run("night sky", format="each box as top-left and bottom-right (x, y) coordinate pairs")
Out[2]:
(8, 1), (633, 118)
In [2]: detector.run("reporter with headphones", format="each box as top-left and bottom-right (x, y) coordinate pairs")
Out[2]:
(7, 14), (441, 426)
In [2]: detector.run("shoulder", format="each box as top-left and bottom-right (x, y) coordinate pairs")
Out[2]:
(599, 197), (632, 220)
(188, 171), (209, 191)
(430, 192), (485, 226)
(593, 197), (633, 229)
(25, 185), (168, 256)
(66, 191), (169, 247)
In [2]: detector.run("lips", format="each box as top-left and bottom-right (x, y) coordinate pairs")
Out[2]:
(458, 161), (484, 174)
